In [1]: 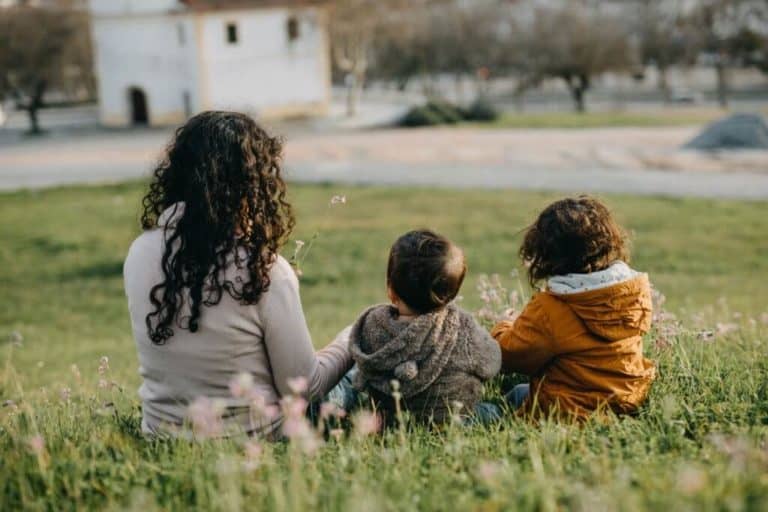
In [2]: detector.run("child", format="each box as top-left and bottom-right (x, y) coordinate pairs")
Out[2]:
(349, 230), (501, 425)
(492, 196), (655, 419)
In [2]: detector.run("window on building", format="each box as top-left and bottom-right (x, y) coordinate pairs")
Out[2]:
(286, 16), (300, 42)
(226, 22), (239, 44)
(177, 23), (186, 46)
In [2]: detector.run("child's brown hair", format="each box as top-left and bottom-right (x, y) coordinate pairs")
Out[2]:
(387, 230), (467, 314)
(520, 196), (629, 286)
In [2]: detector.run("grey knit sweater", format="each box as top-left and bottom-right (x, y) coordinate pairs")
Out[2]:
(349, 304), (501, 424)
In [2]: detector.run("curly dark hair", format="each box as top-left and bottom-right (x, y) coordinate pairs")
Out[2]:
(140, 111), (295, 344)
(387, 230), (467, 314)
(520, 196), (629, 287)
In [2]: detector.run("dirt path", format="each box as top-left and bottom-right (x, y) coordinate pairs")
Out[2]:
(1, 126), (767, 199)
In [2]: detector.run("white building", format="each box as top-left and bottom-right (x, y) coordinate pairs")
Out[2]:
(89, 0), (331, 127)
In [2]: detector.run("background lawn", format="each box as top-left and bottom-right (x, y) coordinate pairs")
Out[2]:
(1, 182), (767, 510)
(474, 107), (768, 129)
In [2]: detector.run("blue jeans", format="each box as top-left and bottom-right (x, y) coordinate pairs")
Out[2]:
(469, 383), (530, 424)
(508, 383), (530, 409)
(323, 368), (359, 412)
(307, 368), (359, 426)
(317, 371), (530, 424)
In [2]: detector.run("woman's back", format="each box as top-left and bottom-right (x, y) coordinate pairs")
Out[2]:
(125, 211), (301, 436)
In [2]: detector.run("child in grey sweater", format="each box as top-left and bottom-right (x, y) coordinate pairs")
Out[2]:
(349, 230), (501, 425)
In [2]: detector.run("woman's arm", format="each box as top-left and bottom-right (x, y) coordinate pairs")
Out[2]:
(258, 260), (353, 400)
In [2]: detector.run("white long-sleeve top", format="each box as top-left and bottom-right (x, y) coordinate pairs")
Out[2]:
(123, 205), (352, 437)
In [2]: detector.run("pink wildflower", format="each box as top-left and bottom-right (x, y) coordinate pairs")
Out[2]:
(27, 435), (45, 456)
(716, 322), (739, 337)
(676, 465), (707, 495)
(282, 415), (313, 439)
(286, 376), (309, 395)
(353, 411), (381, 437)
(476, 460), (501, 483)
(98, 356), (109, 375)
(188, 397), (225, 438)
(60, 387), (71, 403)
(228, 372), (254, 399)
(319, 402), (347, 421)
(242, 440), (263, 471)
(250, 395), (280, 421)
(283, 395), (309, 419)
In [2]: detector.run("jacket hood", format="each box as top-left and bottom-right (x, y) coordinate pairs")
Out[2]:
(548, 270), (653, 342)
(349, 304), (467, 398)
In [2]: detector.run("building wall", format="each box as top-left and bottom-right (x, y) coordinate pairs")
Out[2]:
(90, 11), (200, 126)
(197, 6), (330, 118)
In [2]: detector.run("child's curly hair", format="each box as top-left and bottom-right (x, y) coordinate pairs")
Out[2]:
(520, 196), (629, 286)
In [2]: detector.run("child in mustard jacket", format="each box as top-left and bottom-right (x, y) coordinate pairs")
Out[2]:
(492, 196), (656, 419)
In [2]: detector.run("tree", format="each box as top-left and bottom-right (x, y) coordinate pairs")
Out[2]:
(631, 0), (697, 102)
(0, 3), (92, 134)
(503, 2), (637, 113)
(329, 0), (414, 117)
(687, 0), (768, 107)
(368, 0), (508, 103)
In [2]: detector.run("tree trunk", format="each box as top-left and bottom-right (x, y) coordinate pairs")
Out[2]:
(564, 75), (589, 113)
(715, 58), (728, 108)
(345, 80), (358, 117)
(658, 66), (671, 103)
(26, 81), (47, 135)
(344, 68), (366, 118)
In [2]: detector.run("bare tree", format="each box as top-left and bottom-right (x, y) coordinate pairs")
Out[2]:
(505, 3), (637, 112)
(631, 0), (697, 102)
(329, 0), (416, 116)
(369, 0), (507, 103)
(0, 2), (93, 134)
(687, 0), (768, 107)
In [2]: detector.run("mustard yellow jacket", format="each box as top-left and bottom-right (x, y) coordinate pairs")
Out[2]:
(492, 275), (656, 419)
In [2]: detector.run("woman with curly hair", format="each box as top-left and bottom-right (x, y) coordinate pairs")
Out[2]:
(124, 111), (352, 437)
(492, 196), (656, 420)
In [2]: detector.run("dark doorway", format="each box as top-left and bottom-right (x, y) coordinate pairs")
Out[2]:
(129, 87), (149, 125)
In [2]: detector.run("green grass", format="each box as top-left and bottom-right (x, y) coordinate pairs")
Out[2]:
(476, 108), (735, 129)
(1, 182), (767, 510)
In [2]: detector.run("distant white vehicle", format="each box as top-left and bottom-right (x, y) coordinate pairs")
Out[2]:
(670, 89), (704, 104)
(89, 0), (331, 127)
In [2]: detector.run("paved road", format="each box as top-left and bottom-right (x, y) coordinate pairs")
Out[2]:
(2, 126), (767, 200)
(286, 161), (768, 200)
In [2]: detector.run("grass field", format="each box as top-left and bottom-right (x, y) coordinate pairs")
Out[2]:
(1, 182), (767, 510)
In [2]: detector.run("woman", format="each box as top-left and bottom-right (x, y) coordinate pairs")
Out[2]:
(124, 111), (352, 437)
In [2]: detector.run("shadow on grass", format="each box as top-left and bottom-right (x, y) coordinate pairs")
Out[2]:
(60, 260), (124, 281)
(27, 236), (79, 255)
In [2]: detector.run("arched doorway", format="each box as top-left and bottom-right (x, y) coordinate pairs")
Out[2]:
(128, 87), (149, 125)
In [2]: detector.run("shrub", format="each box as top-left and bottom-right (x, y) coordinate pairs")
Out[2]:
(398, 104), (446, 127)
(425, 101), (465, 124)
(464, 99), (499, 122)
(397, 99), (499, 127)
